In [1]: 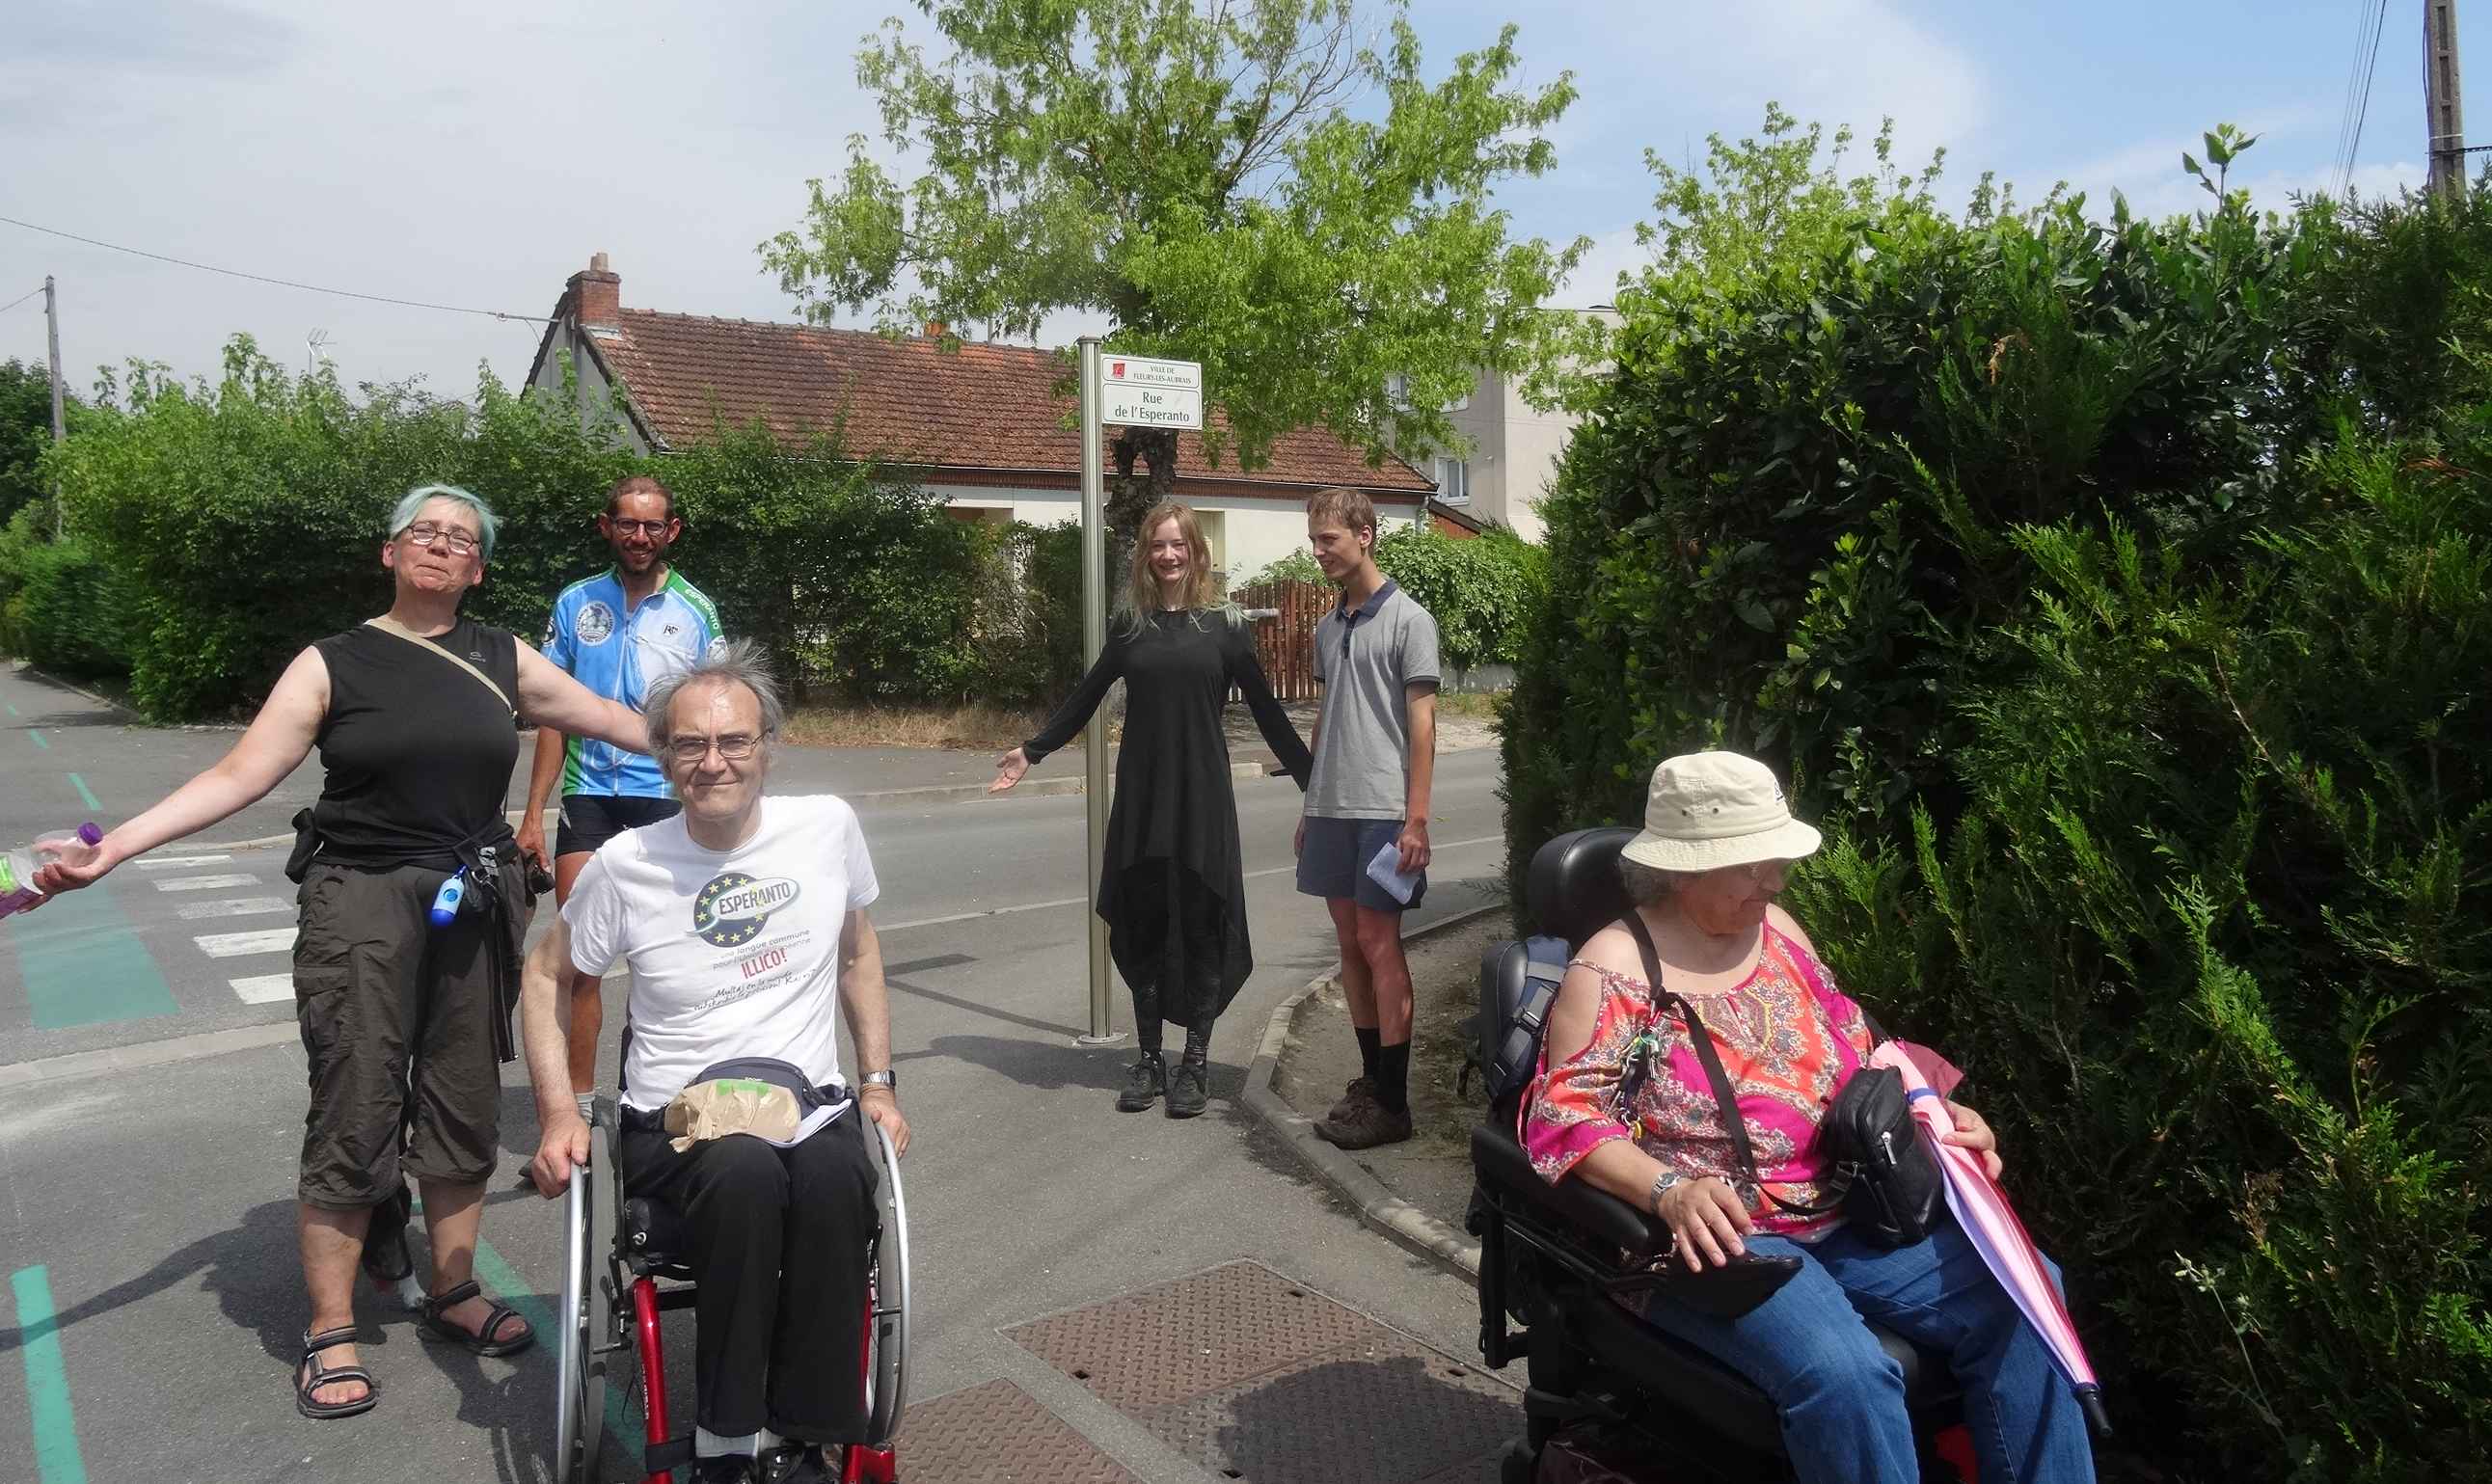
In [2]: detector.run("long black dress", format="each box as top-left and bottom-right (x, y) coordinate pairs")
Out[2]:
(1023, 607), (1314, 1030)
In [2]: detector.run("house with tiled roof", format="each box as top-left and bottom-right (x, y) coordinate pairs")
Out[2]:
(524, 254), (1436, 585)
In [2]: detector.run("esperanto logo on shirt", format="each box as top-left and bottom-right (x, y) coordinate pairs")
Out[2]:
(693, 873), (801, 947)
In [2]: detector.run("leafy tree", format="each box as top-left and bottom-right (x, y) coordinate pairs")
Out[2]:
(761, 0), (1599, 551)
(0, 357), (78, 526)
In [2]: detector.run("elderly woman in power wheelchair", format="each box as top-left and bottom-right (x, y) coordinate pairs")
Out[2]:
(1469, 753), (2097, 1484)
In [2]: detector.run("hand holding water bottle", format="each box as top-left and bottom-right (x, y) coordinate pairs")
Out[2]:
(1, 823), (107, 921)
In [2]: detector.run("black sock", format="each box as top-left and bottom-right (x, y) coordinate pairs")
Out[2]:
(1355, 1026), (1381, 1080)
(1376, 1041), (1411, 1114)
(1181, 1024), (1210, 1064)
(1132, 985), (1162, 1056)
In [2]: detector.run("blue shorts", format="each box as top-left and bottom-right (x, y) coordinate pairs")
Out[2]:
(1295, 816), (1427, 912)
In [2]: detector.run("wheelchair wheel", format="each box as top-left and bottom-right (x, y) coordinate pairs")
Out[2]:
(864, 1116), (911, 1447)
(554, 1137), (612, 1484)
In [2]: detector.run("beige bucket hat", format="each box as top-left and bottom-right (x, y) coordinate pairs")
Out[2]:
(1619, 751), (1823, 873)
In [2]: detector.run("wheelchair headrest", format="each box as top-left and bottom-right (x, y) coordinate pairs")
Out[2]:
(1526, 826), (1639, 949)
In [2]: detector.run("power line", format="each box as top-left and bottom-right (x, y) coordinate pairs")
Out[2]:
(0, 283), (43, 315)
(0, 213), (552, 323)
(2337, 0), (2392, 198)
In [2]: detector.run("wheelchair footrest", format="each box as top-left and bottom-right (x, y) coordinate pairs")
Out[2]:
(644, 1434), (695, 1473)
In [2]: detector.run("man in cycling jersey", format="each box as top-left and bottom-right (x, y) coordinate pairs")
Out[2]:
(518, 473), (723, 1112)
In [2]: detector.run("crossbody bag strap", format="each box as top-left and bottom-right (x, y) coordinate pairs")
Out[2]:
(363, 617), (515, 716)
(1623, 910), (1843, 1218)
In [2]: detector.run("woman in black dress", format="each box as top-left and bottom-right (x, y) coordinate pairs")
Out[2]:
(991, 500), (1313, 1117)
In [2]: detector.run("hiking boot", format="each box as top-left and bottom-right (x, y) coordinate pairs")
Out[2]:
(1323, 1074), (1380, 1127)
(1116, 1053), (1167, 1112)
(1316, 1096), (1413, 1150)
(1166, 1058), (1209, 1119)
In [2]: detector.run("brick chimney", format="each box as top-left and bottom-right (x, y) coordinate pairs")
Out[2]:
(566, 251), (621, 333)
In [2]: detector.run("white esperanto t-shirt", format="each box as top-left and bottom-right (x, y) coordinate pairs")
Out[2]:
(563, 795), (880, 1112)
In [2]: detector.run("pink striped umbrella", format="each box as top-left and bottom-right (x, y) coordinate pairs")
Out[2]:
(1870, 1040), (2114, 1438)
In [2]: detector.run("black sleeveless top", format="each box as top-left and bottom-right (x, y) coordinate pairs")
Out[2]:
(311, 618), (521, 869)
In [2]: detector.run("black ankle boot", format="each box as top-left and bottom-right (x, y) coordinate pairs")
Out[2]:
(1166, 1056), (1209, 1118)
(1116, 1052), (1167, 1112)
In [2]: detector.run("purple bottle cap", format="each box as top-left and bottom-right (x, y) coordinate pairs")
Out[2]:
(77, 823), (103, 846)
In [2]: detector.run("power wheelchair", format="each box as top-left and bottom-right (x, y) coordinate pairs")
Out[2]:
(1467, 826), (1975, 1483)
(552, 1090), (911, 1484)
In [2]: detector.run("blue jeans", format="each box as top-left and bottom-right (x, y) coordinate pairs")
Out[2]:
(1634, 1217), (2096, 1484)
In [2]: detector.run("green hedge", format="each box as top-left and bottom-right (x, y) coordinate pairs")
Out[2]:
(16, 337), (1087, 718)
(1240, 524), (1548, 671)
(1506, 113), (2492, 1480)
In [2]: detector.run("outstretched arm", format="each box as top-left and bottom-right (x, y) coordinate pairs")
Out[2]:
(993, 630), (1125, 790)
(32, 647), (328, 900)
(1227, 621), (1312, 788)
(514, 646), (647, 754)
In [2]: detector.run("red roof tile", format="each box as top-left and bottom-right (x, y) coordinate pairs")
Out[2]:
(591, 309), (1431, 498)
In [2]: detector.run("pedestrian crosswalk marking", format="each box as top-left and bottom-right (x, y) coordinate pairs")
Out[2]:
(173, 897), (290, 921)
(131, 855), (232, 870)
(152, 874), (257, 892)
(196, 929), (295, 958)
(229, 974), (294, 1005)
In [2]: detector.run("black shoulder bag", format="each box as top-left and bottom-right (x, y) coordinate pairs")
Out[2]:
(1622, 912), (1942, 1252)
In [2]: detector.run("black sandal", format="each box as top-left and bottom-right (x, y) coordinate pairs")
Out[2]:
(417, 1279), (534, 1357)
(295, 1326), (377, 1419)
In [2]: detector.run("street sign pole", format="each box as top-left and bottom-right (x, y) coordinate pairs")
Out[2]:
(1076, 338), (1122, 1046)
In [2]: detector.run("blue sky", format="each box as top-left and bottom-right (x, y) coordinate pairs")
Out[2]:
(0, 1), (2465, 398)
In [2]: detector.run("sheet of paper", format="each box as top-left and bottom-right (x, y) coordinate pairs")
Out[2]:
(1365, 838), (1420, 905)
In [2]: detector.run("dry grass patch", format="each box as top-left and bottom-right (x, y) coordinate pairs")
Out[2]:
(781, 701), (1069, 751)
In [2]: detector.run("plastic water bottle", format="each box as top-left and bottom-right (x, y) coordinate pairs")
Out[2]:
(428, 867), (468, 929)
(0, 823), (106, 922)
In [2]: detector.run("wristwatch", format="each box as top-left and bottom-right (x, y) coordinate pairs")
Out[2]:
(859, 1068), (897, 1093)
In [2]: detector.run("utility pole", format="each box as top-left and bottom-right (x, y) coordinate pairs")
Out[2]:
(2426, 0), (2467, 198)
(43, 275), (65, 534)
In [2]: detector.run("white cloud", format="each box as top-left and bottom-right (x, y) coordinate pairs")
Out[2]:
(1555, 225), (1647, 309)
(1617, 0), (1989, 167)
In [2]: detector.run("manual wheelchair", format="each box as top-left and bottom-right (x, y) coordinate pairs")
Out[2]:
(550, 1092), (911, 1484)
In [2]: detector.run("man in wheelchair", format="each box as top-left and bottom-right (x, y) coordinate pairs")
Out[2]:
(1482, 753), (2094, 1484)
(522, 641), (909, 1484)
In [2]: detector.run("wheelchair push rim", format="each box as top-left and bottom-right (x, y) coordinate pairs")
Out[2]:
(555, 1125), (610, 1483)
(866, 1115), (910, 1447)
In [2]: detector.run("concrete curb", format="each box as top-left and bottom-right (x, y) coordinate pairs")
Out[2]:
(195, 759), (1287, 850)
(17, 662), (146, 722)
(1241, 901), (1505, 1282)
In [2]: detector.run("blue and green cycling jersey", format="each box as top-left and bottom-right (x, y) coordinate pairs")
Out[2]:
(540, 567), (723, 798)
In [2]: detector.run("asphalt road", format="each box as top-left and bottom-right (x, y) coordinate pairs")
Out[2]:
(0, 661), (1517, 1484)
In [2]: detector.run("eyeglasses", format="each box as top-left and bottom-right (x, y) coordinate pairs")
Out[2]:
(1725, 860), (1791, 883)
(402, 523), (480, 556)
(606, 519), (673, 538)
(666, 732), (766, 764)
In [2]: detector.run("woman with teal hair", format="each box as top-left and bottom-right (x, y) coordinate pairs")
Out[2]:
(31, 483), (652, 1421)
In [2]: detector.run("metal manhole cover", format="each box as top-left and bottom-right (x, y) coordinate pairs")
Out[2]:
(1003, 1260), (1386, 1413)
(893, 1377), (1147, 1484)
(1142, 1336), (1518, 1484)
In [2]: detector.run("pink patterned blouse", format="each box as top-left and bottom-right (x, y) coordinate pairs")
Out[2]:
(1521, 924), (1872, 1239)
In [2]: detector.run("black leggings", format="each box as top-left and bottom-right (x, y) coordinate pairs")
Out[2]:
(619, 1116), (879, 1442)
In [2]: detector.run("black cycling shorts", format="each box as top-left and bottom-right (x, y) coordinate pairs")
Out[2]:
(555, 793), (682, 859)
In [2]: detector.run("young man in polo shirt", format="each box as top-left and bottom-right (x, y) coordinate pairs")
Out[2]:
(517, 473), (723, 1116)
(1294, 487), (1439, 1149)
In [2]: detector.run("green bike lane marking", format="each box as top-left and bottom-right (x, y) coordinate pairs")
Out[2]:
(2, 877), (179, 1030)
(425, 1199), (636, 1457)
(9, 1266), (88, 1484)
(66, 776), (99, 813)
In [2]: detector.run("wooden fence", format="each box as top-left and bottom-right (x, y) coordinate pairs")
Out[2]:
(1233, 579), (1331, 700)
